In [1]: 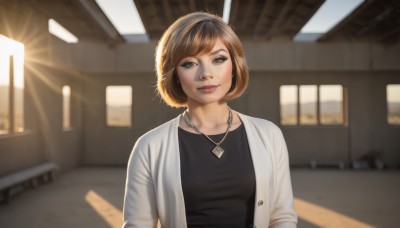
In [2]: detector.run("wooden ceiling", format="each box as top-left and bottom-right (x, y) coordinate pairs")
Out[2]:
(133, 0), (325, 41)
(2, 0), (399, 45)
(134, 0), (225, 38)
(229, 0), (324, 41)
(26, 0), (125, 44)
(318, 0), (400, 44)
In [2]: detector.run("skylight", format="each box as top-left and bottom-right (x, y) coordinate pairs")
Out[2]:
(223, 0), (232, 23)
(48, 19), (79, 43)
(95, 0), (145, 34)
(295, 0), (364, 41)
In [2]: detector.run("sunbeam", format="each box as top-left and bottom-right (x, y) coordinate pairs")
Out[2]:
(295, 198), (374, 228)
(85, 190), (123, 228)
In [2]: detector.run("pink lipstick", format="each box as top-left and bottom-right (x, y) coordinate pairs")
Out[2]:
(198, 85), (218, 93)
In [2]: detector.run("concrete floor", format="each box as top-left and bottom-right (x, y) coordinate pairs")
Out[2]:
(0, 167), (399, 228)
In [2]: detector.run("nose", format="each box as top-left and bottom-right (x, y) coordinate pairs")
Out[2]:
(199, 64), (213, 81)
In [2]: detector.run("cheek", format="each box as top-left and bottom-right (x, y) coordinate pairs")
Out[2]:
(221, 62), (233, 82)
(176, 69), (192, 91)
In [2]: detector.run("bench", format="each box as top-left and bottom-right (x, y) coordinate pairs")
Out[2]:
(0, 162), (59, 203)
(310, 160), (345, 170)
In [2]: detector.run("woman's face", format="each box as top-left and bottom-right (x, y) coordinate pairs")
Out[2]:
(176, 38), (233, 107)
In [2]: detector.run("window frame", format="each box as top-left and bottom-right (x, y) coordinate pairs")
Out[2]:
(279, 84), (347, 127)
(0, 35), (26, 136)
(105, 85), (133, 128)
(386, 84), (400, 126)
(62, 85), (73, 131)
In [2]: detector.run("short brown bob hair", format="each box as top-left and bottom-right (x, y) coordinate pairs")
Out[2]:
(156, 12), (249, 108)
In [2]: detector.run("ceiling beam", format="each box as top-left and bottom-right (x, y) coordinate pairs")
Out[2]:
(239, 0), (256, 30)
(161, 0), (174, 26)
(377, 26), (400, 43)
(133, 0), (153, 37)
(285, 0), (325, 38)
(76, 0), (124, 44)
(254, 0), (278, 37)
(356, 7), (394, 36)
(317, 0), (374, 42)
(187, 0), (196, 12)
(267, 0), (296, 38)
(228, 0), (239, 25)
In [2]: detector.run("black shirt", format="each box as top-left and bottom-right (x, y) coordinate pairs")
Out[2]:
(178, 124), (256, 228)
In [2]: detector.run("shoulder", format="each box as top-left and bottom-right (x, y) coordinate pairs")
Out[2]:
(237, 112), (288, 160)
(134, 116), (178, 148)
(237, 112), (286, 150)
(128, 116), (179, 167)
(238, 112), (282, 136)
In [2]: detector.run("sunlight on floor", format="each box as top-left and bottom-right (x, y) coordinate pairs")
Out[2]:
(84, 190), (376, 228)
(85, 190), (123, 228)
(295, 198), (374, 228)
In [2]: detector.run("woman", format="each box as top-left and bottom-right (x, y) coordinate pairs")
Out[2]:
(123, 12), (297, 228)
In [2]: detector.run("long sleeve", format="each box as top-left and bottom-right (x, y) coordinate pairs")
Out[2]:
(122, 116), (188, 228)
(123, 139), (159, 228)
(269, 127), (297, 228)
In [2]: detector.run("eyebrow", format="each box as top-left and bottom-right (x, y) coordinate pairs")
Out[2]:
(180, 48), (229, 61)
(209, 48), (229, 55)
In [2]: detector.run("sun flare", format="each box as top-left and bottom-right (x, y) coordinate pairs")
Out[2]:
(0, 34), (24, 88)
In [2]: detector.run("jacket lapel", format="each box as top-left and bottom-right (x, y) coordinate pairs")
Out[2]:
(238, 112), (272, 227)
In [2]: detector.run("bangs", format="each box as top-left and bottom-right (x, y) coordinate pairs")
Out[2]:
(175, 20), (220, 61)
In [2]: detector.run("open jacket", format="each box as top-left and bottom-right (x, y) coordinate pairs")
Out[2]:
(123, 112), (297, 228)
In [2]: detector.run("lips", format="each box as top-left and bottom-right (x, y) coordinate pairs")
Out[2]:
(198, 85), (218, 93)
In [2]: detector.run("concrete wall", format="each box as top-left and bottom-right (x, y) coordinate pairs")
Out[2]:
(81, 73), (182, 165)
(70, 69), (399, 167)
(53, 40), (399, 167)
(56, 41), (400, 72)
(0, 3), (83, 175)
(248, 71), (400, 166)
(25, 62), (84, 170)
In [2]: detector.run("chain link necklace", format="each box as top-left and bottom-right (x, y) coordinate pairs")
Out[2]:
(183, 108), (232, 158)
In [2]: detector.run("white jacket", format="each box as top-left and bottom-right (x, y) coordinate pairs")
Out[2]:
(123, 112), (297, 228)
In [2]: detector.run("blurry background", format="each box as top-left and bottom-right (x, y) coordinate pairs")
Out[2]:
(0, 0), (399, 227)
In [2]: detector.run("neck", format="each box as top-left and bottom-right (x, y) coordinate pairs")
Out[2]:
(185, 103), (231, 134)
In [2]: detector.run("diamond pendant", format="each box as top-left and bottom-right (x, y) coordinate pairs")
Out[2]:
(212, 146), (224, 158)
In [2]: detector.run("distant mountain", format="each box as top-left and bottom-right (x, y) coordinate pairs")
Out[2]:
(282, 101), (400, 116)
(107, 105), (131, 126)
(320, 101), (343, 114)
(281, 101), (343, 116)
(388, 102), (400, 112)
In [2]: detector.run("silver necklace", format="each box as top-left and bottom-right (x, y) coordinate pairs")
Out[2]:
(183, 108), (232, 158)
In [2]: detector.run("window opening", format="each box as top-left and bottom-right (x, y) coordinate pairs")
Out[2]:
(106, 86), (132, 127)
(300, 85), (318, 125)
(280, 84), (345, 126)
(0, 35), (25, 134)
(320, 85), (343, 125)
(387, 84), (400, 125)
(48, 19), (78, 43)
(280, 85), (298, 125)
(63, 85), (71, 130)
